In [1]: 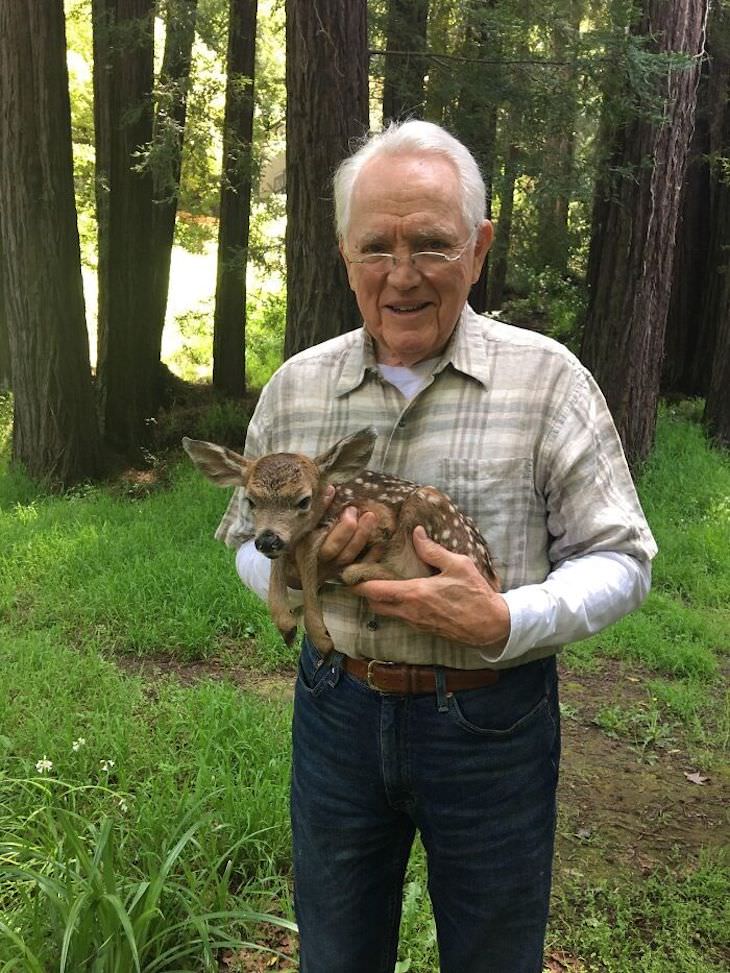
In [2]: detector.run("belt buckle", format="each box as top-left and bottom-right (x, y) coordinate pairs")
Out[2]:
(366, 659), (396, 693)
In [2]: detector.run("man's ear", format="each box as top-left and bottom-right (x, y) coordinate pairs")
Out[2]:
(314, 426), (377, 483)
(339, 238), (357, 291)
(470, 219), (494, 285)
(182, 437), (253, 487)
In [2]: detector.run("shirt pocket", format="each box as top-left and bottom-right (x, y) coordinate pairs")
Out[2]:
(439, 457), (537, 590)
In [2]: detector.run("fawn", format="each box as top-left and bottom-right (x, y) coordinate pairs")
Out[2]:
(183, 427), (498, 655)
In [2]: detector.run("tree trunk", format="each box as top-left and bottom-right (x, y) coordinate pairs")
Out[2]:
(486, 142), (519, 311)
(93, 0), (157, 455)
(0, 261), (10, 391)
(703, 12), (730, 446)
(212, 0), (257, 397)
(284, 0), (369, 359)
(534, 1), (582, 276)
(0, 0), (101, 485)
(149, 0), (199, 379)
(580, 0), (709, 472)
(453, 1), (499, 313)
(664, 3), (730, 398)
(382, 0), (429, 124)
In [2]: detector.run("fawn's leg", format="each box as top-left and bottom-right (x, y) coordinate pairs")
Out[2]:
(268, 560), (298, 645)
(296, 538), (334, 656)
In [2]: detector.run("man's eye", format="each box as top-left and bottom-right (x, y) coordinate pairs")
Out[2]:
(422, 239), (450, 251)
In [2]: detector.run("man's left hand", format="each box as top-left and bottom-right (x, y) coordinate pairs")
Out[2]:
(349, 526), (511, 651)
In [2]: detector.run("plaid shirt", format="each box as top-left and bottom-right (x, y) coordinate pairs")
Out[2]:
(216, 306), (657, 669)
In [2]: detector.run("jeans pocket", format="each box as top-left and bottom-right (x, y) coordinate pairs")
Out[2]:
(297, 638), (335, 697)
(448, 686), (550, 738)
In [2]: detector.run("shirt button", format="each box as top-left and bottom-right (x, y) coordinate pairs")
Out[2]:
(367, 619), (379, 631)
(397, 419), (406, 428)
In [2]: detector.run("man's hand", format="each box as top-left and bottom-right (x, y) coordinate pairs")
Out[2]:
(350, 526), (511, 650)
(318, 487), (378, 568)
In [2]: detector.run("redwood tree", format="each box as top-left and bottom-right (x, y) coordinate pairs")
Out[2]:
(284, 0), (369, 358)
(149, 0), (199, 378)
(213, 0), (258, 397)
(382, 0), (430, 124)
(0, 0), (101, 485)
(92, 0), (157, 454)
(580, 0), (709, 471)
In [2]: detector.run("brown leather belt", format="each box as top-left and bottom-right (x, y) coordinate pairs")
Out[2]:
(342, 656), (499, 695)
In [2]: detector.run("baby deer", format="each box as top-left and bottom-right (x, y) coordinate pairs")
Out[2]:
(183, 427), (498, 656)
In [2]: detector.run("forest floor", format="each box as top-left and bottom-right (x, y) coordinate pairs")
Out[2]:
(115, 650), (730, 973)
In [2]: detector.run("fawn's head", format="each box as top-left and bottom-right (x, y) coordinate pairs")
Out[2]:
(183, 427), (377, 558)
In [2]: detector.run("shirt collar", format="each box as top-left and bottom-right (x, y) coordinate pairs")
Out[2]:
(334, 305), (490, 397)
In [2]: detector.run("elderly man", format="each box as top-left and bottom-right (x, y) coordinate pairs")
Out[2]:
(216, 120), (657, 973)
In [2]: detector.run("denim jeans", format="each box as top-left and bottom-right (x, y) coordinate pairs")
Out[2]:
(291, 638), (561, 973)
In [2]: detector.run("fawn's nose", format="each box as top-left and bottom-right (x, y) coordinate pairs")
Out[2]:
(255, 530), (286, 557)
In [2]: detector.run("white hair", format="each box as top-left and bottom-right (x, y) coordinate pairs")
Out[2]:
(333, 120), (486, 240)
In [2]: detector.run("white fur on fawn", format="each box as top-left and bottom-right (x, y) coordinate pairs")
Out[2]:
(183, 427), (498, 656)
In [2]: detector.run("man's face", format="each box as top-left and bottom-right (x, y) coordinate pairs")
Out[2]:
(341, 153), (493, 366)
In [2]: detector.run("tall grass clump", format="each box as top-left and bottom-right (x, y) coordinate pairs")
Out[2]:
(0, 632), (296, 968)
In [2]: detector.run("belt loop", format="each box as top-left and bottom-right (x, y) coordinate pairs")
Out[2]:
(434, 667), (449, 713)
(326, 651), (344, 687)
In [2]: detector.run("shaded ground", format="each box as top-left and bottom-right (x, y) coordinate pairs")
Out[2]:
(115, 652), (728, 972)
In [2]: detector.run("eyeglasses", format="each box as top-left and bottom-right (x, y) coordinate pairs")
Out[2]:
(346, 228), (477, 274)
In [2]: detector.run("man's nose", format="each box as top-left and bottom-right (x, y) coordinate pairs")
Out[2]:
(386, 254), (421, 285)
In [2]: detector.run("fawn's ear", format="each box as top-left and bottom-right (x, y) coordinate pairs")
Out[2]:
(314, 426), (377, 484)
(182, 437), (253, 487)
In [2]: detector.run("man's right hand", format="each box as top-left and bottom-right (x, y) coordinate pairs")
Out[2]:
(317, 486), (377, 581)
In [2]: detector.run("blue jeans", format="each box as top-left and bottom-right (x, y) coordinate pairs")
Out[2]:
(291, 638), (561, 973)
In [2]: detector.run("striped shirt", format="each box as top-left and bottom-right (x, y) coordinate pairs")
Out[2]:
(216, 306), (657, 669)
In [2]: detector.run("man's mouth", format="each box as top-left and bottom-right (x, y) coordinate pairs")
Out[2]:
(386, 302), (430, 314)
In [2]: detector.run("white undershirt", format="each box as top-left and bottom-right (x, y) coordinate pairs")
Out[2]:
(234, 361), (652, 666)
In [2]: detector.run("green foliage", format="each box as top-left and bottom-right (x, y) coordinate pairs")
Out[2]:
(495, 267), (587, 351)
(550, 854), (730, 972)
(0, 633), (296, 968)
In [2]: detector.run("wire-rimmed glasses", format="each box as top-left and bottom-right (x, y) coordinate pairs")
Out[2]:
(346, 227), (478, 274)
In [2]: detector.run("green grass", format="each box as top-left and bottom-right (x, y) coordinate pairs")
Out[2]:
(0, 462), (291, 669)
(0, 400), (728, 970)
(0, 631), (294, 968)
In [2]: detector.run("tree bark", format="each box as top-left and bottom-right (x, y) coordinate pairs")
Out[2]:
(0, 259), (10, 391)
(212, 0), (258, 397)
(486, 142), (519, 311)
(382, 0), (430, 124)
(0, 0), (101, 484)
(93, 0), (157, 455)
(284, 0), (369, 359)
(703, 13), (730, 446)
(149, 0), (199, 380)
(580, 0), (709, 471)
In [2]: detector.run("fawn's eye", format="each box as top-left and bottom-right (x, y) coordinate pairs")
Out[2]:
(297, 496), (312, 511)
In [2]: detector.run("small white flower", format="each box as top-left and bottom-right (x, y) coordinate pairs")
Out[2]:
(35, 756), (53, 774)
(72, 737), (86, 752)
(100, 759), (115, 772)
(118, 798), (128, 813)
